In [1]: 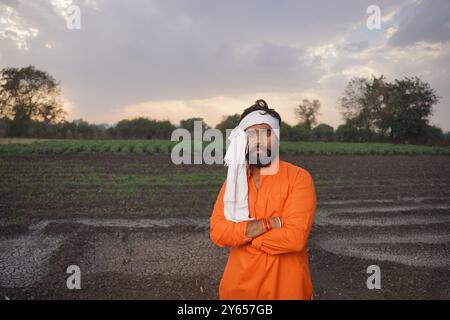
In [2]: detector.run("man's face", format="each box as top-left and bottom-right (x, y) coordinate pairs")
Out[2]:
(245, 123), (276, 168)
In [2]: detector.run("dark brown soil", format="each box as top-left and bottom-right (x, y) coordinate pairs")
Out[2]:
(1, 154), (449, 299)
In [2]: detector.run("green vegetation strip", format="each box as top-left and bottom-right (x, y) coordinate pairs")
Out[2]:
(0, 139), (449, 155)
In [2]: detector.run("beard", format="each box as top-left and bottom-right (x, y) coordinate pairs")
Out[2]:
(246, 144), (273, 168)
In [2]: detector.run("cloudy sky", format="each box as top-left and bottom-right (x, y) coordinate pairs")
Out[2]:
(1, 0), (449, 130)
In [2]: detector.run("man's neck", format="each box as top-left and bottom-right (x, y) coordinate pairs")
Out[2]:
(250, 165), (261, 178)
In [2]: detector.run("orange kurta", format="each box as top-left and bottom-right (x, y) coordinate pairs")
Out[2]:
(210, 159), (317, 300)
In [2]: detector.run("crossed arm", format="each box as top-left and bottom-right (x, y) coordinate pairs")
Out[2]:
(210, 169), (317, 255)
(245, 216), (282, 238)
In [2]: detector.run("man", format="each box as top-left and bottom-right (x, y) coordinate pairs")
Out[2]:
(210, 99), (317, 300)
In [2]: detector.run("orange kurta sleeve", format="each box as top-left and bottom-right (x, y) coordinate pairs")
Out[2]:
(210, 180), (252, 248)
(250, 169), (316, 255)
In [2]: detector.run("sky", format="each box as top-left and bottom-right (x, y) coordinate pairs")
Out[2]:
(0, 0), (449, 130)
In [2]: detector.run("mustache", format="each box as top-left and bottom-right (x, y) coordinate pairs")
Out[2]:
(246, 143), (272, 167)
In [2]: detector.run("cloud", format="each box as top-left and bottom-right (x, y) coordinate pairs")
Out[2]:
(0, 4), (39, 50)
(113, 90), (342, 130)
(389, 0), (450, 47)
(342, 40), (370, 52)
(0, 0), (449, 131)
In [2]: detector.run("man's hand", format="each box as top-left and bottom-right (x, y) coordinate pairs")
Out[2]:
(245, 217), (282, 239)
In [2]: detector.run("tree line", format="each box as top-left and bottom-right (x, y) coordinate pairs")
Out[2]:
(1, 66), (449, 146)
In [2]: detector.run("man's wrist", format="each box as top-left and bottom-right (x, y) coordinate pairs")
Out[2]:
(269, 217), (282, 229)
(245, 217), (282, 240)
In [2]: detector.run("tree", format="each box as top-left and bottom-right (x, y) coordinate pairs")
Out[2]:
(290, 123), (313, 141)
(0, 118), (6, 137)
(295, 99), (320, 130)
(335, 119), (363, 142)
(313, 123), (334, 141)
(339, 75), (440, 144)
(377, 77), (439, 143)
(339, 76), (386, 142)
(444, 131), (450, 147)
(111, 117), (175, 139)
(0, 66), (66, 136)
(179, 117), (209, 134)
(417, 124), (445, 146)
(280, 121), (294, 141)
(215, 114), (241, 138)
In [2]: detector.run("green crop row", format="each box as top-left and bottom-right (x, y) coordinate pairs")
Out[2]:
(0, 139), (449, 155)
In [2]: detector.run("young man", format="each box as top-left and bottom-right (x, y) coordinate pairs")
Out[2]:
(210, 99), (317, 300)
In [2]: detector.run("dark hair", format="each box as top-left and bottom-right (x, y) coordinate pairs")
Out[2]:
(239, 99), (281, 125)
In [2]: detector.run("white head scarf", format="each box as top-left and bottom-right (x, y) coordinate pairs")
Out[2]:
(223, 109), (280, 222)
